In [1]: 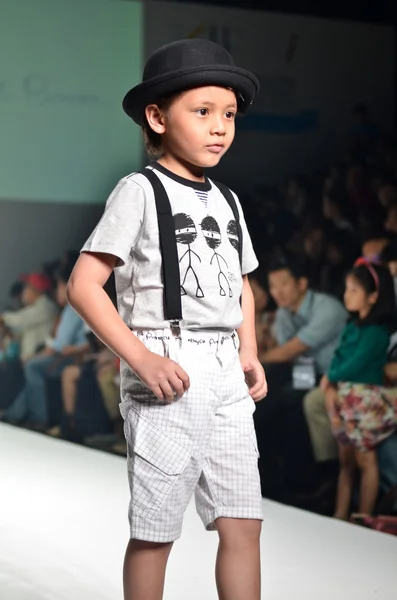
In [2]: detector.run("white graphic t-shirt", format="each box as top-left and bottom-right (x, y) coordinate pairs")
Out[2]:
(82, 163), (258, 332)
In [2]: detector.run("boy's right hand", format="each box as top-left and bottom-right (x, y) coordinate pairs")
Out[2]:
(132, 351), (190, 402)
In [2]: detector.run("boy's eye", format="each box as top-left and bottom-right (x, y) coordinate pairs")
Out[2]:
(225, 111), (236, 119)
(196, 108), (209, 116)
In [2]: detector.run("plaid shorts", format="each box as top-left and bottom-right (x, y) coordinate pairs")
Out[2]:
(120, 329), (263, 543)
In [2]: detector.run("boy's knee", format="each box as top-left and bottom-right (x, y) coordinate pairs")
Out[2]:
(126, 538), (173, 557)
(216, 518), (262, 547)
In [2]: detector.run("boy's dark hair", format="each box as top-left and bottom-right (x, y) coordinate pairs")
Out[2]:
(267, 253), (309, 281)
(141, 95), (176, 160)
(349, 262), (396, 330)
(56, 263), (74, 285)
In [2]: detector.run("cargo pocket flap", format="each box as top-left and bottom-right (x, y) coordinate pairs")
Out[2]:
(127, 409), (191, 476)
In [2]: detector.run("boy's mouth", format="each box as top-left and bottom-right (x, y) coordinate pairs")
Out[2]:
(206, 144), (224, 153)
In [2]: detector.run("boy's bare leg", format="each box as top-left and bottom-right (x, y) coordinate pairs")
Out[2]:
(334, 444), (356, 520)
(123, 539), (173, 600)
(355, 449), (379, 515)
(215, 518), (261, 600)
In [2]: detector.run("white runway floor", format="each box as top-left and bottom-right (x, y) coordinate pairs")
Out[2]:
(1, 423), (397, 600)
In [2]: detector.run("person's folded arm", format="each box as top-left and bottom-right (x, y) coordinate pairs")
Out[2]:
(260, 336), (309, 363)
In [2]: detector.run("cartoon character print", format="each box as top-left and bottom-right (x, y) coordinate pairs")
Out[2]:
(174, 213), (204, 298)
(200, 216), (232, 297)
(227, 219), (239, 252)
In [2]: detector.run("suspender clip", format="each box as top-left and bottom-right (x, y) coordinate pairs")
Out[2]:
(169, 320), (181, 336)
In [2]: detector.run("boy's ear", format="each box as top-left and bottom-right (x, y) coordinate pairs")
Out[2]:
(145, 104), (166, 135)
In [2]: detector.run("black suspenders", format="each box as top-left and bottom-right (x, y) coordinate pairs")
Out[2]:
(139, 168), (242, 327)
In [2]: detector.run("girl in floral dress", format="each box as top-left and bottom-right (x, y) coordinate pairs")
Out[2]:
(321, 258), (397, 520)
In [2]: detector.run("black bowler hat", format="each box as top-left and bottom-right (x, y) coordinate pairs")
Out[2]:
(122, 39), (259, 125)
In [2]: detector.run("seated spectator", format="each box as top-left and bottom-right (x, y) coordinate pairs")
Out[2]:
(302, 222), (328, 289)
(5, 281), (25, 311)
(261, 254), (347, 374)
(50, 341), (121, 443)
(322, 188), (355, 233)
(377, 179), (397, 210)
(0, 321), (22, 409)
(321, 230), (359, 301)
(358, 207), (388, 240)
(0, 264), (88, 429)
(322, 261), (397, 519)
(284, 175), (308, 219)
(304, 261), (397, 503)
(362, 231), (390, 261)
(249, 268), (276, 356)
(384, 204), (397, 235)
(380, 241), (397, 301)
(346, 164), (376, 212)
(0, 273), (58, 361)
(323, 164), (344, 197)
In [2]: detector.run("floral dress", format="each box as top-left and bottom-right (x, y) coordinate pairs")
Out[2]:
(326, 321), (397, 452)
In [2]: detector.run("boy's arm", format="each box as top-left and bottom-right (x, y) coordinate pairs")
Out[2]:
(67, 252), (152, 367)
(237, 275), (257, 356)
(67, 251), (189, 401)
(237, 276), (267, 402)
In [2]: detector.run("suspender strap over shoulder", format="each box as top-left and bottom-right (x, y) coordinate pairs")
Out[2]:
(138, 169), (182, 324)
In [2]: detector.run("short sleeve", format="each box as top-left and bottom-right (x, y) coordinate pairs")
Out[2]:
(81, 177), (145, 266)
(233, 192), (259, 275)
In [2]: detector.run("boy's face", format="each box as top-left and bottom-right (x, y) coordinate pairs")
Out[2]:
(148, 86), (237, 169)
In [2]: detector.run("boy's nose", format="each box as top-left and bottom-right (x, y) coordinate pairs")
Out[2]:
(210, 116), (227, 135)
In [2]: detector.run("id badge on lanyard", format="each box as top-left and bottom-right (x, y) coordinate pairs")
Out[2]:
(292, 357), (316, 390)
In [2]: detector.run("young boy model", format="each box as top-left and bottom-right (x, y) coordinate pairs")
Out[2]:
(67, 39), (267, 600)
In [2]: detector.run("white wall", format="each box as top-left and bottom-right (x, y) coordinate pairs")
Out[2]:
(145, 2), (395, 190)
(0, 0), (143, 204)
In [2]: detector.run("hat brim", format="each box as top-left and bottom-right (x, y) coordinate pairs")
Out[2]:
(122, 65), (259, 125)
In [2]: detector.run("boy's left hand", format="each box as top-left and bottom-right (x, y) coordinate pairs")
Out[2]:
(239, 349), (268, 402)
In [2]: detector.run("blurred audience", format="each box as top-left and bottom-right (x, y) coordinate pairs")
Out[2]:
(0, 273), (58, 362)
(0, 263), (88, 429)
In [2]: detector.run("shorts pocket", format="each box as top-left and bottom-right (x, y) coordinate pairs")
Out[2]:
(125, 408), (191, 521)
(250, 428), (260, 458)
